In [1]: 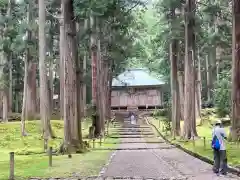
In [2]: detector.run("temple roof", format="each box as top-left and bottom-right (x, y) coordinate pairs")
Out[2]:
(112, 68), (165, 87)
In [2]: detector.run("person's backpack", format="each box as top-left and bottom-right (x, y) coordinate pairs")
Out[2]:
(211, 135), (220, 150)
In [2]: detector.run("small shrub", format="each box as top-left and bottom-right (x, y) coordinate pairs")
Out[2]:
(201, 108), (216, 116)
(160, 118), (171, 132)
(153, 109), (168, 117)
(15, 147), (44, 155)
(213, 75), (231, 117)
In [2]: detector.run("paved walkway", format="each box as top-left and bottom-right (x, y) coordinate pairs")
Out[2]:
(101, 118), (240, 180)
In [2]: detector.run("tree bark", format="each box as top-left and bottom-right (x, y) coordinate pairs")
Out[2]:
(2, 90), (8, 122)
(96, 36), (105, 134)
(205, 54), (211, 102)
(90, 14), (101, 137)
(178, 71), (184, 120)
(178, 51), (184, 121)
(9, 54), (12, 114)
(208, 46), (216, 101)
(26, 61), (37, 119)
(21, 54), (28, 135)
(195, 50), (202, 123)
(0, 0), (13, 122)
(39, 0), (54, 141)
(59, 3), (65, 120)
(62, 0), (80, 151)
(83, 19), (88, 117)
(15, 92), (19, 113)
(230, 0), (240, 141)
(106, 61), (112, 120)
(48, 48), (54, 117)
(21, 3), (32, 135)
(183, 0), (198, 139)
(170, 40), (181, 137)
(76, 21), (84, 148)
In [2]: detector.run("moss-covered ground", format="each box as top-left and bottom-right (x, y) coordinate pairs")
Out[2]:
(150, 110), (240, 168)
(0, 119), (120, 179)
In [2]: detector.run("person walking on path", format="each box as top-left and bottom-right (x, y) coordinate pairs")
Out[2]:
(212, 119), (228, 175)
(130, 112), (136, 125)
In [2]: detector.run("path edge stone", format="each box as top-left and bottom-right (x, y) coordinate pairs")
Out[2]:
(145, 117), (240, 177)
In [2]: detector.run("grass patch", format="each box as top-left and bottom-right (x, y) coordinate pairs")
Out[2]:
(150, 117), (240, 167)
(0, 120), (120, 179)
(0, 150), (113, 179)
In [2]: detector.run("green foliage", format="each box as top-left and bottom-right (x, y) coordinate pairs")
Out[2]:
(127, 0), (233, 117)
(213, 73), (231, 117)
(161, 117), (171, 132)
(153, 109), (168, 117)
(153, 108), (171, 132)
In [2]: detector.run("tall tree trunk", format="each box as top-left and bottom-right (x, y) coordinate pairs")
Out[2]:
(106, 61), (112, 120)
(26, 61), (37, 119)
(76, 21), (84, 148)
(59, 3), (64, 120)
(48, 20), (55, 117)
(90, 14), (101, 137)
(9, 54), (12, 114)
(183, 0), (198, 139)
(83, 50), (87, 117)
(62, 0), (80, 151)
(170, 7), (180, 137)
(39, 0), (54, 142)
(82, 19), (88, 117)
(0, 0), (13, 122)
(178, 52), (184, 120)
(208, 47), (216, 101)
(195, 50), (202, 123)
(208, 4), (218, 102)
(0, 92), (3, 120)
(49, 52), (54, 117)
(2, 90), (8, 122)
(178, 71), (184, 120)
(230, 0), (240, 141)
(15, 92), (19, 113)
(25, 1), (37, 120)
(21, 53), (28, 135)
(21, 3), (32, 135)
(170, 40), (181, 137)
(205, 54), (211, 102)
(96, 36), (105, 134)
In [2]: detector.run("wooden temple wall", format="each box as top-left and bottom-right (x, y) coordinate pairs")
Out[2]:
(111, 88), (163, 108)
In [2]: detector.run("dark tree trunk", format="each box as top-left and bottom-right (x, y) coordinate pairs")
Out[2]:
(170, 39), (181, 137)
(230, 0), (240, 141)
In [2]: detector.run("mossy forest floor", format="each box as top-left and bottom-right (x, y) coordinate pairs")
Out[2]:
(0, 119), (120, 179)
(151, 109), (240, 168)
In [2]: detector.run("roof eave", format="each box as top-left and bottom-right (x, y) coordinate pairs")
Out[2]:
(112, 84), (165, 89)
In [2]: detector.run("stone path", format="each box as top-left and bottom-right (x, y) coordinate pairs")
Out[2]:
(100, 118), (240, 180)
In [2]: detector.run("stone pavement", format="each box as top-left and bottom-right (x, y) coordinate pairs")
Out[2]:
(100, 118), (240, 180)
